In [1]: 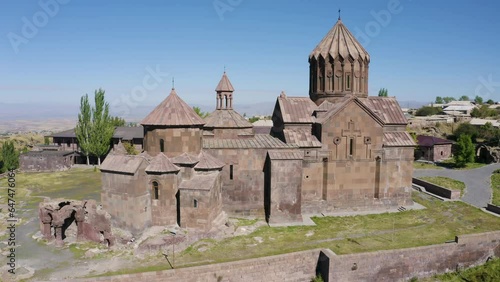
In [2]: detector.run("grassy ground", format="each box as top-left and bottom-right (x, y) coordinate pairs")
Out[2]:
(413, 162), (443, 170)
(418, 176), (466, 197)
(491, 173), (500, 206)
(418, 257), (500, 281)
(99, 192), (500, 276)
(436, 159), (487, 170)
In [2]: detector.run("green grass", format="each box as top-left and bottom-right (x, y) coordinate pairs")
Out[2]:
(491, 173), (500, 206)
(418, 176), (466, 197)
(97, 192), (500, 276)
(419, 257), (500, 281)
(437, 159), (487, 170)
(413, 162), (443, 170)
(231, 217), (259, 228)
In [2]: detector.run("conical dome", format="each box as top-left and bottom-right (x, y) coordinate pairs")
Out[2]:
(310, 19), (370, 62)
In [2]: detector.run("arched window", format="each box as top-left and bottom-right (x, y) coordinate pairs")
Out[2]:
(152, 181), (159, 200)
(193, 199), (198, 208)
(160, 139), (165, 152)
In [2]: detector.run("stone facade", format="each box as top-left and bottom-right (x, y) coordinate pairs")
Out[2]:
(100, 18), (415, 233)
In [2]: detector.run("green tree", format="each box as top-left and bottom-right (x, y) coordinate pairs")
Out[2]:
(378, 88), (388, 97)
(89, 89), (115, 166)
(44, 136), (50, 145)
(454, 134), (475, 167)
(110, 116), (126, 127)
(453, 123), (478, 142)
(249, 117), (259, 123)
(474, 95), (483, 104)
(193, 106), (209, 118)
(443, 96), (456, 103)
(459, 95), (470, 101)
(415, 106), (443, 116)
(75, 94), (92, 165)
(486, 99), (495, 105)
(0, 141), (19, 172)
(435, 96), (444, 104)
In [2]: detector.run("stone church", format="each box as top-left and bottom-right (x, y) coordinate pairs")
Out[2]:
(100, 18), (415, 234)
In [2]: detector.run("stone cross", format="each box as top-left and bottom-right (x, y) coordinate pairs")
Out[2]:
(342, 120), (361, 139)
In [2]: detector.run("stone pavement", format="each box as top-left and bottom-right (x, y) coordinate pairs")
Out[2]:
(413, 163), (500, 208)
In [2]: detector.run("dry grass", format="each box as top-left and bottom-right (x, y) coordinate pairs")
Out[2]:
(418, 176), (466, 197)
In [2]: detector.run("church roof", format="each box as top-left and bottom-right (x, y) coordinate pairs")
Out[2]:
(171, 152), (200, 165)
(100, 155), (146, 174)
(283, 129), (322, 148)
(203, 134), (297, 149)
(277, 96), (317, 124)
(204, 109), (253, 128)
(141, 88), (205, 126)
(383, 132), (416, 147)
(194, 151), (225, 170)
(179, 173), (218, 191)
(359, 97), (408, 125)
(310, 19), (370, 62)
(145, 153), (180, 173)
(268, 149), (304, 160)
(215, 72), (235, 92)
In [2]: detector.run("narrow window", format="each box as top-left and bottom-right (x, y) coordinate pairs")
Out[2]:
(194, 199), (198, 208)
(349, 138), (354, 156)
(152, 181), (159, 200)
(160, 139), (165, 152)
(346, 74), (351, 90)
(229, 164), (234, 180)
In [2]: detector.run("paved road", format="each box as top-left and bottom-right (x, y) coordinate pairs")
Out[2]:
(413, 163), (500, 208)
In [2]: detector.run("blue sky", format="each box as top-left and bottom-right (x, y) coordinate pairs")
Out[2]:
(1, 0), (500, 117)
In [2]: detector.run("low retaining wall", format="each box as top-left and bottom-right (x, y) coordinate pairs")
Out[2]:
(412, 178), (461, 199)
(77, 231), (500, 282)
(327, 231), (500, 281)
(487, 203), (500, 215)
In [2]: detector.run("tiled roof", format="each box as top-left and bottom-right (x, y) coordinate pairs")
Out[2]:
(268, 149), (304, 160)
(22, 150), (76, 157)
(417, 135), (453, 147)
(49, 129), (76, 138)
(316, 100), (334, 112)
(254, 126), (272, 134)
(171, 152), (199, 165)
(383, 132), (416, 147)
(141, 88), (205, 126)
(278, 96), (317, 124)
(179, 173), (218, 191)
(316, 96), (353, 124)
(215, 72), (234, 92)
(145, 153), (180, 173)
(100, 155), (146, 174)
(203, 134), (297, 149)
(195, 151), (225, 170)
(360, 97), (407, 125)
(204, 109), (253, 128)
(310, 19), (370, 62)
(113, 126), (143, 140)
(283, 129), (322, 148)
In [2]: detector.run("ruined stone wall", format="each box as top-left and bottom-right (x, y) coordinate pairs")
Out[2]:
(79, 249), (321, 282)
(101, 165), (151, 234)
(20, 154), (72, 172)
(206, 148), (268, 216)
(327, 231), (500, 281)
(268, 159), (303, 223)
(144, 127), (202, 158)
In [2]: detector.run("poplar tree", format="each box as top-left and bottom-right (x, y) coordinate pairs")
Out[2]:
(0, 141), (19, 172)
(75, 94), (92, 165)
(454, 134), (475, 167)
(89, 89), (114, 165)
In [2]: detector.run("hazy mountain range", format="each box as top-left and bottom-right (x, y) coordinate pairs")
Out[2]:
(0, 100), (427, 134)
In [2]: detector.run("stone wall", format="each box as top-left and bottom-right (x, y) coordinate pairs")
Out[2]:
(20, 152), (73, 172)
(144, 126), (203, 158)
(76, 231), (500, 282)
(413, 178), (461, 200)
(79, 249), (322, 282)
(327, 231), (500, 281)
(268, 158), (303, 223)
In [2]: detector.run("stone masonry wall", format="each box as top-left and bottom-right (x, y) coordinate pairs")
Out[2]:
(77, 231), (499, 282)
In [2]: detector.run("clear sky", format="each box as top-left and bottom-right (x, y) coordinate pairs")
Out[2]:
(1, 0), (500, 116)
